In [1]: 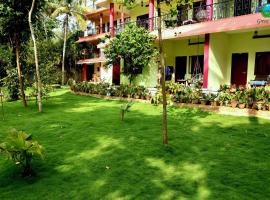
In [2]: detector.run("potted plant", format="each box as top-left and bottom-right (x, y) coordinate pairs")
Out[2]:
(190, 92), (200, 104)
(230, 93), (238, 108)
(200, 93), (210, 105)
(210, 94), (218, 106)
(238, 97), (246, 109)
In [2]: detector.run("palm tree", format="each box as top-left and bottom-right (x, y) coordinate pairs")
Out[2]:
(51, 0), (89, 85)
(29, 0), (43, 112)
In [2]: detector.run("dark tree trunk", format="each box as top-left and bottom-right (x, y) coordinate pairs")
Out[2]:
(15, 34), (27, 108)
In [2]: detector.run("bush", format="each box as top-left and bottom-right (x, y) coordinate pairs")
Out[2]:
(0, 129), (44, 177)
(70, 79), (149, 99)
(2, 69), (20, 101)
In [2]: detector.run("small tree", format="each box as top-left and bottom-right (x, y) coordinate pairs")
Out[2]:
(0, 129), (44, 177)
(104, 24), (157, 84)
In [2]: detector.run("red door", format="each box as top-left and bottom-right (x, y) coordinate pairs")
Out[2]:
(231, 53), (248, 86)
(112, 64), (120, 85)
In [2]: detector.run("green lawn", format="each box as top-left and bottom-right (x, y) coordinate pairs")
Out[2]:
(0, 89), (269, 200)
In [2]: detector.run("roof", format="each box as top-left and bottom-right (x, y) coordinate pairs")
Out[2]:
(85, 8), (110, 18)
(77, 57), (106, 65)
(76, 33), (107, 43)
(153, 13), (270, 40)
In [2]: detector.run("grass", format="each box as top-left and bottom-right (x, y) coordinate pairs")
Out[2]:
(0, 89), (269, 200)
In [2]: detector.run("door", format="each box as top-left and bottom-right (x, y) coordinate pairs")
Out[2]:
(87, 64), (94, 81)
(234, 0), (251, 16)
(175, 56), (187, 82)
(231, 53), (248, 86)
(112, 64), (120, 85)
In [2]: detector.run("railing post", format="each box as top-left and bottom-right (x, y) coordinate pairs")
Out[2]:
(110, 3), (115, 36)
(148, 0), (154, 31)
(206, 0), (213, 20)
(121, 12), (125, 31)
(100, 13), (103, 34)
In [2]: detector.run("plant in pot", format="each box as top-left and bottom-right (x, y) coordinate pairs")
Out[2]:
(210, 94), (218, 106)
(145, 91), (151, 101)
(190, 92), (200, 104)
(238, 95), (247, 109)
(253, 87), (265, 110)
(127, 85), (133, 98)
(230, 93), (238, 108)
(200, 93), (210, 105)
(135, 86), (144, 99)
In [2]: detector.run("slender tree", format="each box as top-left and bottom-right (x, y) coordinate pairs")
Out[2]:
(50, 0), (89, 85)
(156, 0), (168, 144)
(0, 0), (45, 107)
(29, 0), (43, 112)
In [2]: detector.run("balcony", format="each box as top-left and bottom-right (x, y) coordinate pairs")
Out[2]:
(78, 0), (266, 42)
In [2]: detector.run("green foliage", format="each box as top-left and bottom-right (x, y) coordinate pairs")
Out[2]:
(70, 80), (150, 99)
(0, 89), (269, 199)
(2, 69), (19, 101)
(104, 24), (157, 83)
(0, 129), (44, 177)
(120, 101), (133, 121)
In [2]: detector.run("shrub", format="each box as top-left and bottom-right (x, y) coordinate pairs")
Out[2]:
(0, 129), (44, 177)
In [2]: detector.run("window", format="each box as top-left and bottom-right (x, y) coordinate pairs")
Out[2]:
(137, 14), (149, 30)
(190, 55), (204, 75)
(255, 52), (270, 76)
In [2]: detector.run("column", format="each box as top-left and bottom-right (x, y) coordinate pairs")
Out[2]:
(110, 3), (115, 36)
(206, 0), (213, 20)
(99, 13), (103, 34)
(83, 64), (87, 81)
(203, 34), (210, 89)
(148, 0), (154, 31)
(121, 12), (125, 31)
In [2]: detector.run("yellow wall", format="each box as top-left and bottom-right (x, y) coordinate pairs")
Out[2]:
(208, 29), (270, 90)
(163, 38), (204, 78)
(208, 33), (230, 90)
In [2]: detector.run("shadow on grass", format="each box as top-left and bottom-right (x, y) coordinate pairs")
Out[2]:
(0, 91), (270, 199)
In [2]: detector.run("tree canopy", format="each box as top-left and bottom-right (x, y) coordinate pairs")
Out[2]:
(104, 24), (157, 83)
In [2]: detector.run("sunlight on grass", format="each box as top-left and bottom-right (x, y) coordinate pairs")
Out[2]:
(146, 158), (210, 199)
(0, 90), (269, 199)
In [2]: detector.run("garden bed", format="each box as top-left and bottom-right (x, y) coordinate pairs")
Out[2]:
(69, 80), (270, 119)
(72, 90), (270, 120)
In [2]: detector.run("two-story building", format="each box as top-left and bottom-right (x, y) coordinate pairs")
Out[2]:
(77, 0), (270, 91)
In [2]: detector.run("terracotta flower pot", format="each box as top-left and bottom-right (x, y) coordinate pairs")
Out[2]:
(256, 102), (263, 110)
(192, 99), (199, 104)
(231, 100), (238, 108)
(238, 103), (245, 109)
(200, 100), (208, 105)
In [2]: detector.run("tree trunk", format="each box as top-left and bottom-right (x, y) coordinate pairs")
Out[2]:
(23, 152), (32, 177)
(15, 35), (27, 108)
(157, 0), (168, 144)
(29, 0), (42, 112)
(62, 15), (69, 85)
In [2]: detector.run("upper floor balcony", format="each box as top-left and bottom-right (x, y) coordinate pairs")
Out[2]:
(77, 0), (269, 43)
